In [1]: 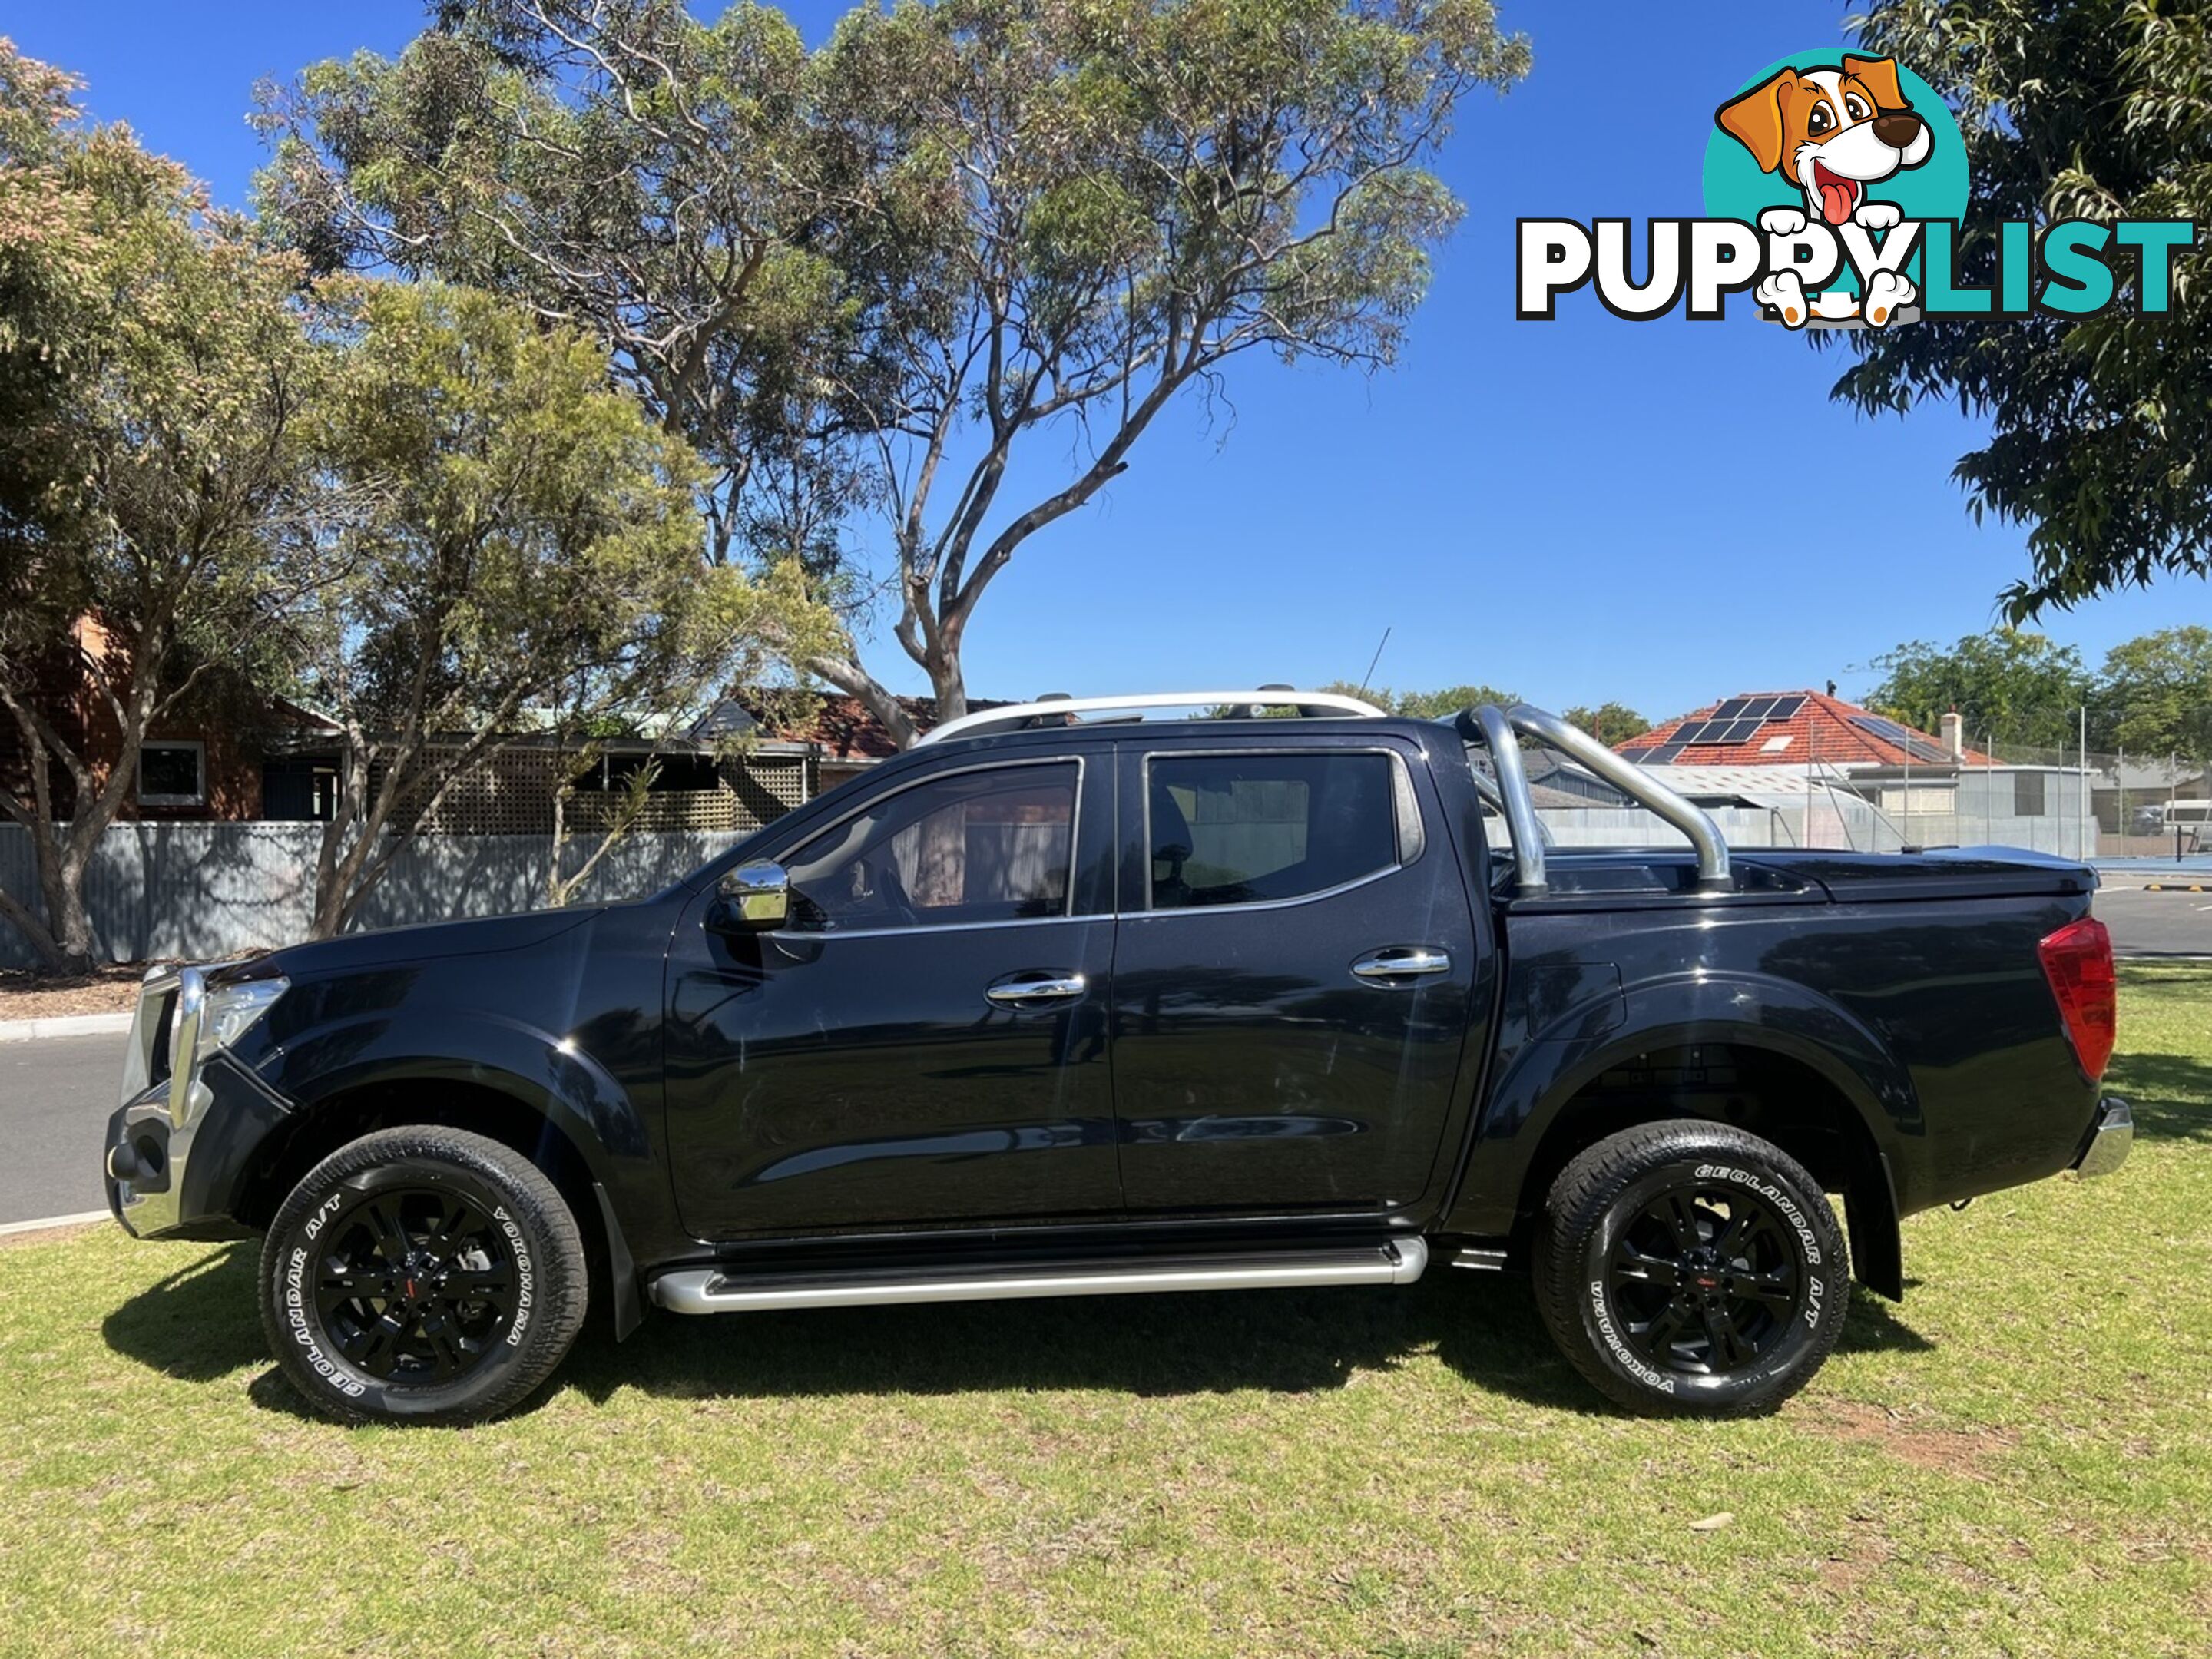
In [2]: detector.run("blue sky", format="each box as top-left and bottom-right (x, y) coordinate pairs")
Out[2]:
(12, 1), (2204, 720)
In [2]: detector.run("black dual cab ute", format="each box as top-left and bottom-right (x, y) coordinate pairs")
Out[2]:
(104, 691), (2131, 1424)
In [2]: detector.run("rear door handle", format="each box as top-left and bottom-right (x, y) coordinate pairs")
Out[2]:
(985, 972), (1088, 1007)
(1351, 947), (1452, 983)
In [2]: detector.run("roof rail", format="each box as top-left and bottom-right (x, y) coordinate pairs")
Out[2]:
(919, 689), (1388, 747)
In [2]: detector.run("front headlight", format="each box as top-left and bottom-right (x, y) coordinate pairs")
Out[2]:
(203, 977), (288, 1051)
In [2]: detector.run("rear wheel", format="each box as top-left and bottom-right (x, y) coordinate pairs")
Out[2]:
(1532, 1120), (1848, 1416)
(258, 1126), (588, 1426)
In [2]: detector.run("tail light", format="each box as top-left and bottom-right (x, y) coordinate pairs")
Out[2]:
(2038, 916), (2117, 1081)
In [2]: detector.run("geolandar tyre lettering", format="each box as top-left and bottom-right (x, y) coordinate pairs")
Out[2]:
(257, 1127), (588, 1427)
(1533, 1120), (1849, 1418)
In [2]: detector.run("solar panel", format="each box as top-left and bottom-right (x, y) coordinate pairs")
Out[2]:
(1662, 695), (1815, 750)
(1849, 713), (1952, 764)
(1636, 743), (1684, 765)
(1687, 715), (1767, 744)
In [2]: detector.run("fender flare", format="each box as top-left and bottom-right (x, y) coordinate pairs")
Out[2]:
(263, 1008), (662, 1329)
(1445, 970), (1917, 1295)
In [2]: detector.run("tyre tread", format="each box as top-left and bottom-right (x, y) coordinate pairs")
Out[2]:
(257, 1125), (588, 1427)
(1532, 1118), (1849, 1419)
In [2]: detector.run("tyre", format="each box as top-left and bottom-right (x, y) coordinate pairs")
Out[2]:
(1532, 1120), (1848, 1417)
(257, 1126), (588, 1426)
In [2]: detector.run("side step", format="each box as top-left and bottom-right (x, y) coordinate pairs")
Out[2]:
(650, 1237), (1428, 1315)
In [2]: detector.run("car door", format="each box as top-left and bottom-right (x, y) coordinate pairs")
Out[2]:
(664, 750), (1121, 1239)
(1108, 737), (1481, 1216)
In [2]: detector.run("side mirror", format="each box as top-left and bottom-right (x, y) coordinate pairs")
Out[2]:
(714, 859), (790, 930)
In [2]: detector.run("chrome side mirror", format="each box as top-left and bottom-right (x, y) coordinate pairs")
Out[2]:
(715, 859), (790, 930)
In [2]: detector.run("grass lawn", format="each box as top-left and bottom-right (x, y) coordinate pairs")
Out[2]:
(2, 965), (2206, 1657)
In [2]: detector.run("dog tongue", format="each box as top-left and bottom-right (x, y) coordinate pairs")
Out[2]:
(1819, 180), (1855, 225)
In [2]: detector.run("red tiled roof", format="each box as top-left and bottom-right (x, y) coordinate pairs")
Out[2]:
(773, 694), (935, 760)
(746, 692), (1016, 760)
(1615, 690), (1990, 768)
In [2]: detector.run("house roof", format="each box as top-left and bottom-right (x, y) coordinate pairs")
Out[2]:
(696, 691), (1015, 760)
(1616, 690), (1991, 770)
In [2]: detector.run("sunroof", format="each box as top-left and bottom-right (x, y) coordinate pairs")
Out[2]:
(1849, 712), (1953, 763)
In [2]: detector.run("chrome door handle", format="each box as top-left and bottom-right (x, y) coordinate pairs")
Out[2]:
(985, 973), (1088, 1007)
(1351, 948), (1452, 982)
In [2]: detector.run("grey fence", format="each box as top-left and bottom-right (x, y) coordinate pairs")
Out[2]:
(0, 824), (748, 969)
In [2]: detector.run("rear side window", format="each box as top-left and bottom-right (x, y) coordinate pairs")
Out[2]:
(784, 762), (1078, 931)
(1146, 752), (1408, 910)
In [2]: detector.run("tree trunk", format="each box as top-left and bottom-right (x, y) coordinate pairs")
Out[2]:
(802, 652), (921, 750)
(929, 646), (969, 730)
(38, 846), (97, 975)
(0, 697), (105, 974)
(0, 876), (89, 975)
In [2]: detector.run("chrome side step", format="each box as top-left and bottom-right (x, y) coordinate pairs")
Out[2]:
(650, 1237), (1428, 1315)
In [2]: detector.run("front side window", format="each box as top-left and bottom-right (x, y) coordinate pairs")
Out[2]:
(138, 740), (206, 807)
(783, 762), (1078, 932)
(1147, 752), (1402, 910)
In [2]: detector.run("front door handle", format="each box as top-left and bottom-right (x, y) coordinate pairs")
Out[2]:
(1351, 947), (1452, 983)
(985, 972), (1088, 1008)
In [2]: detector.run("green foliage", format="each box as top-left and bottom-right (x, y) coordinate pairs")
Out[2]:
(2096, 624), (2212, 760)
(0, 41), (324, 969)
(1560, 701), (1651, 743)
(1866, 624), (2212, 762)
(260, 0), (1529, 740)
(256, 4), (849, 576)
(1866, 630), (2093, 749)
(1315, 680), (1521, 720)
(297, 278), (833, 933)
(1839, 1), (2212, 618)
(306, 277), (713, 732)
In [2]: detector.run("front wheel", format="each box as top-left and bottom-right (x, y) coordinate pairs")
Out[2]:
(258, 1126), (588, 1426)
(1532, 1121), (1849, 1417)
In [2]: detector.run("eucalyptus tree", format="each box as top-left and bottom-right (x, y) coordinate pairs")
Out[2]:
(0, 42), (327, 971)
(297, 279), (826, 936)
(261, 0), (1529, 746)
(802, 0), (1529, 739)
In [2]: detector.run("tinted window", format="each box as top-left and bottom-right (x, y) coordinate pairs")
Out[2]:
(1147, 753), (1399, 909)
(785, 763), (1077, 931)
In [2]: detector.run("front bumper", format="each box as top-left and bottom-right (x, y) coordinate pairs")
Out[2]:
(2072, 1096), (2133, 1181)
(105, 964), (285, 1241)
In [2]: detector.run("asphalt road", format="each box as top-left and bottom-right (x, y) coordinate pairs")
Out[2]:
(0, 1031), (121, 1227)
(0, 887), (2200, 1230)
(2096, 884), (2212, 959)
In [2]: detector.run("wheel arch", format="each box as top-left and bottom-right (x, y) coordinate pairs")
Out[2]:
(1447, 975), (1916, 1300)
(234, 1071), (646, 1339)
(1506, 1040), (1902, 1299)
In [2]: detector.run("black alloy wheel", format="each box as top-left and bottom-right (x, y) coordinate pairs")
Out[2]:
(1604, 1182), (1804, 1376)
(1532, 1119), (1850, 1416)
(312, 1186), (521, 1383)
(260, 1125), (588, 1426)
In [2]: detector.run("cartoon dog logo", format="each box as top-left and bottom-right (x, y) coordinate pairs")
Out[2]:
(1715, 55), (1932, 328)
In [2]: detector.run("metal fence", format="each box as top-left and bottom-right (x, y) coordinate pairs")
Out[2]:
(0, 824), (748, 969)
